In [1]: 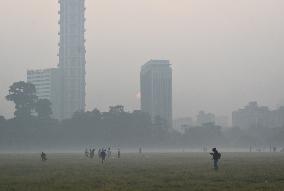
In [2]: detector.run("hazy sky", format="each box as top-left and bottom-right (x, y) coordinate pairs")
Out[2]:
(0, 0), (284, 120)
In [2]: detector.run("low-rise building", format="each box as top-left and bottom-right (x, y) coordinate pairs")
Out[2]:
(27, 68), (60, 119)
(196, 111), (215, 126)
(232, 102), (274, 129)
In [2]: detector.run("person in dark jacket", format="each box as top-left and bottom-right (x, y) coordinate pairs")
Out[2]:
(100, 149), (107, 164)
(210, 148), (221, 170)
(41, 152), (47, 161)
(118, 148), (121, 158)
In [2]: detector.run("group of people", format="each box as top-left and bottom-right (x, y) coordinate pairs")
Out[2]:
(85, 147), (120, 164)
(85, 148), (96, 159)
(40, 147), (222, 170)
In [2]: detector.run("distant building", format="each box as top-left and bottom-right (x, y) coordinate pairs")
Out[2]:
(196, 111), (215, 126)
(58, 0), (86, 119)
(27, 69), (60, 118)
(27, 0), (86, 120)
(140, 60), (172, 127)
(270, 106), (284, 128)
(215, 116), (229, 128)
(232, 102), (271, 129)
(173, 117), (193, 133)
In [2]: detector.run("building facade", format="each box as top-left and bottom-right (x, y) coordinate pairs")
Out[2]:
(58, 0), (86, 119)
(173, 117), (193, 133)
(232, 102), (271, 129)
(27, 0), (86, 120)
(27, 69), (60, 118)
(140, 60), (172, 127)
(215, 115), (229, 128)
(196, 111), (215, 126)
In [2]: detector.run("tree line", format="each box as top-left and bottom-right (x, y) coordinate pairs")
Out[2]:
(0, 81), (283, 151)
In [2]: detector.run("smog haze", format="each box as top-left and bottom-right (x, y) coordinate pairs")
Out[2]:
(0, 0), (284, 119)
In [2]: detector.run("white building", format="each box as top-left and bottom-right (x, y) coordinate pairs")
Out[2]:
(58, 0), (86, 119)
(27, 69), (60, 118)
(140, 60), (172, 127)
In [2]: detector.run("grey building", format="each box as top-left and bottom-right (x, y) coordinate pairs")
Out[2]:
(196, 111), (215, 126)
(270, 106), (284, 128)
(233, 102), (284, 129)
(140, 60), (172, 127)
(27, 69), (60, 118)
(215, 115), (229, 128)
(58, 0), (86, 119)
(173, 117), (193, 133)
(232, 102), (271, 129)
(27, 0), (86, 120)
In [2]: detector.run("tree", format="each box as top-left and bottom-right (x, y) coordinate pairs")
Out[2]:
(0, 116), (5, 126)
(35, 99), (52, 119)
(6, 81), (38, 119)
(109, 105), (125, 113)
(0, 116), (5, 122)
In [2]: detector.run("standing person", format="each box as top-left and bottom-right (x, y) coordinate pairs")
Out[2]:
(118, 148), (121, 158)
(139, 147), (142, 154)
(85, 148), (89, 158)
(41, 152), (47, 161)
(210, 148), (221, 170)
(107, 147), (111, 158)
(100, 149), (107, 164)
(98, 148), (101, 157)
(90, 149), (95, 159)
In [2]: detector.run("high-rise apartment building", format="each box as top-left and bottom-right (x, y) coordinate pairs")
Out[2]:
(140, 60), (172, 127)
(58, 0), (86, 119)
(27, 69), (60, 118)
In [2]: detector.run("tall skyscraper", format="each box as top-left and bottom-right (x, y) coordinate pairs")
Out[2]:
(58, 0), (86, 119)
(140, 60), (172, 127)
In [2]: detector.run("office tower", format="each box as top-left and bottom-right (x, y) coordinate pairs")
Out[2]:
(140, 60), (172, 127)
(27, 69), (60, 118)
(58, 0), (86, 119)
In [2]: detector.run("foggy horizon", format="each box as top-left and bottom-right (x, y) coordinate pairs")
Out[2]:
(1, 0), (284, 120)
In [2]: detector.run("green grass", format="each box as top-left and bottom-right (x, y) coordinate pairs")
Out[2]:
(0, 152), (283, 191)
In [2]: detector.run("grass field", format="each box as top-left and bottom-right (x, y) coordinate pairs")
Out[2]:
(0, 152), (283, 191)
